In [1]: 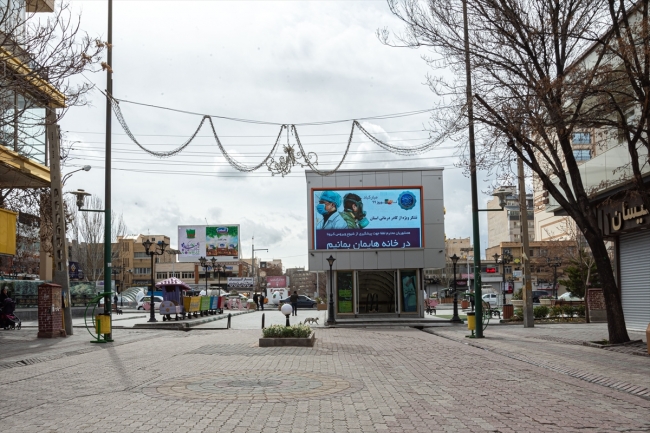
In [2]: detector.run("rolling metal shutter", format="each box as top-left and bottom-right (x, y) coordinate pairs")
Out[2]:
(619, 232), (650, 331)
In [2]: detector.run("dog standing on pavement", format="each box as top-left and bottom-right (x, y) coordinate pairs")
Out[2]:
(302, 317), (319, 325)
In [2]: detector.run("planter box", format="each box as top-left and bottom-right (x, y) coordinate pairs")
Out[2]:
(540, 299), (554, 306)
(259, 332), (315, 347)
(511, 300), (524, 308)
(317, 304), (327, 311)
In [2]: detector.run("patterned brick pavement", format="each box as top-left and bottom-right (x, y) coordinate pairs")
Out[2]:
(0, 326), (649, 432)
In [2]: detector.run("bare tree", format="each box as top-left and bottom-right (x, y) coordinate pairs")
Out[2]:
(68, 195), (127, 282)
(0, 1), (105, 256)
(381, 0), (647, 343)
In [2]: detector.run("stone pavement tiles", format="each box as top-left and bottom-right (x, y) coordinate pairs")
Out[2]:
(0, 327), (649, 432)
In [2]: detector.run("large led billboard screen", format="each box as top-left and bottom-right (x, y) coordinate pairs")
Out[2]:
(311, 187), (423, 250)
(178, 225), (240, 262)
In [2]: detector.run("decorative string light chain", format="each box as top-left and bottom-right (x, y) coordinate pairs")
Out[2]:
(108, 93), (443, 176)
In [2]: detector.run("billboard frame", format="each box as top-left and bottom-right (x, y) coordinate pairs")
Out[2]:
(310, 186), (425, 251)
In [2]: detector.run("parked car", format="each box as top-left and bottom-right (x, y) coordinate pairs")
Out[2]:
(137, 296), (164, 310)
(531, 290), (551, 303)
(279, 295), (317, 309)
(482, 293), (498, 306)
(558, 292), (584, 301)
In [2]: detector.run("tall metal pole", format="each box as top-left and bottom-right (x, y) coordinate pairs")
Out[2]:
(462, 0), (483, 336)
(502, 258), (507, 306)
(451, 260), (462, 323)
(251, 236), (254, 291)
(102, 0), (114, 341)
(518, 150), (534, 327)
(148, 252), (156, 322)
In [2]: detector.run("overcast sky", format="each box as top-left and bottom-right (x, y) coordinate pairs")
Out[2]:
(61, 0), (497, 269)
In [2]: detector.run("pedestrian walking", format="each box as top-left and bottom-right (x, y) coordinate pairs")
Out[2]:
(290, 291), (299, 316)
(259, 293), (265, 311)
(253, 293), (259, 311)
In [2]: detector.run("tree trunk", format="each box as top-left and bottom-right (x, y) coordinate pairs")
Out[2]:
(584, 229), (630, 343)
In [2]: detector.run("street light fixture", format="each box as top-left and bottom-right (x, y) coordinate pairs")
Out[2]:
(547, 256), (562, 299)
(326, 255), (336, 326)
(450, 253), (463, 323)
(61, 165), (91, 185)
(143, 238), (168, 323)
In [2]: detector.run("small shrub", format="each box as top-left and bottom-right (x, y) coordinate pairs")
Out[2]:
(512, 289), (523, 300)
(575, 305), (586, 318)
(533, 305), (549, 319)
(262, 324), (312, 339)
(550, 305), (563, 318)
(562, 304), (576, 319)
(512, 308), (524, 321)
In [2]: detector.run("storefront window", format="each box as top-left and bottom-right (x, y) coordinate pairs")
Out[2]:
(337, 271), (353, 314)
(401, 270), (418, 313)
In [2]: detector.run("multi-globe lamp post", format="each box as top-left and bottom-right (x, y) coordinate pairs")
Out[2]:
(450, 253), (463, 323)
(493, 252), (512, 306)
(142, 238), (168, 323)
(199, 256), (217, 295)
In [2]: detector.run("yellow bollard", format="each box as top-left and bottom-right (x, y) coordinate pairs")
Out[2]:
(466, 312), (476, 338)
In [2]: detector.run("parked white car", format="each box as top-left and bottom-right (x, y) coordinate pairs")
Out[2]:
(558, 292), (584, 301)
(482, 293), (499, 306)
(137, 296), (164, 310)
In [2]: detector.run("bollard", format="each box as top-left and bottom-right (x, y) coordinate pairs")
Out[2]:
(261, 313), (265, 329)
(227, 313), (231, 329)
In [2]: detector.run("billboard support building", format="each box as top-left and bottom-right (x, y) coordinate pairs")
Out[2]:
(307, 168), (445, 321)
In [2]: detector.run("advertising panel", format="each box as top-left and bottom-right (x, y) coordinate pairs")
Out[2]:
(178, 225), (240, 262)
(266, 276), (288, 288)
(312, 187), (423, 250)
(227, 277), (254, 289)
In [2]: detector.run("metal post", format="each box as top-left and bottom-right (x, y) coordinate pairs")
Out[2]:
(102, 0), (114, 342)
(451, 260), (462, 323)
(327, 256), (336, 326)
(462, 0), (483, 336)
(148, 252), (156, 323)
(502, 258), (507, 306)
(205, 264), (208, 295)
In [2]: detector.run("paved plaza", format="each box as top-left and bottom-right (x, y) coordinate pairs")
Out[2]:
(1, 312), (649, 432)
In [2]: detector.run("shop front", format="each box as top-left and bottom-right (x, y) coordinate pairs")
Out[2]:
(306, 168), (445, 322)
(597, 191), (650, 331)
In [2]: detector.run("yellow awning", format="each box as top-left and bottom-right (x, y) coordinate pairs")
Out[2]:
(0, 145), (51, 188)
(0, 47), (66, 108)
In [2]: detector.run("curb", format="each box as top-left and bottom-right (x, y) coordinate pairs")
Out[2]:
(131, 309), (252, 330)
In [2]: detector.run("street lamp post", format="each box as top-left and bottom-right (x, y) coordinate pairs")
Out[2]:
(143, 238), (168, 323)
(210, 257), (217, 294)
(493, 252), (512, 306)
(112, 265), (122, 307)
(547, 257), (562, 299)
(450, 254), (463, 323)
(199, 257), (209, 295)
(326, 255), (336, 326)
(251, 237), (268, 294)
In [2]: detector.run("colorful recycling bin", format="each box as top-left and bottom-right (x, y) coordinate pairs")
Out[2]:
(95, 313), (111, 334)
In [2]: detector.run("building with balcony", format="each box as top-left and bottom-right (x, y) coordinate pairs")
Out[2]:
(116, 234), (173, 287)
(0, 0), (64, 275)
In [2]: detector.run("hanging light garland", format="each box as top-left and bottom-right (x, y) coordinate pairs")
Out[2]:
(108, 93), (444, 177)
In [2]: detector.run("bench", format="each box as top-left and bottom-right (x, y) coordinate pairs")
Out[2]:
(482, 301), (501, 319)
